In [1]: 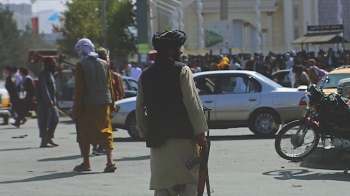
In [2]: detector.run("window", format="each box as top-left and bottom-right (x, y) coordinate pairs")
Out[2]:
(122, 79), (129, 90)
(274, 72), (290, 83)
(194, 77), (216, 95)
(129, 79), (138, 91)
(293, 5), (300, 22)
(219, 76), (260, 94)
(317, 73), (350, 89)
(281, 74), (291, 83)
(294, 26), (300, 39)
(63, 77), (75, 88)
(256, 73), (283, 88)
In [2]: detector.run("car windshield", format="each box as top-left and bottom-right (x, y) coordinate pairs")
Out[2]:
(256, 73), (283, 88)
(64, 76), (75, 88)
(317, 73), (350, 89)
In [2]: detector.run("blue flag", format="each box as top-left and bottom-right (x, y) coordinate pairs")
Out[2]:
(49, 13), (59, 21)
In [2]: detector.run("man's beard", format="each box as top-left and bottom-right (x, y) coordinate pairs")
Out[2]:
(172, 50), (182, 61)
(47, 66), (55, 74)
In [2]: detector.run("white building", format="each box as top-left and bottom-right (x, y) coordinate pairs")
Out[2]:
(150, 0), (350, 54)
(5, 3), (63, 44)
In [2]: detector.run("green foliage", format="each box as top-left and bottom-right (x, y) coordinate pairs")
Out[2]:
(56, 0), (137, 59)
(0, 4), (54, 78)
(164, 25), (172, 31)
(0, 5), (23, 71)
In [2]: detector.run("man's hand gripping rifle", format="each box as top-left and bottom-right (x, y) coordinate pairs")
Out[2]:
(186, 106), (211, 196)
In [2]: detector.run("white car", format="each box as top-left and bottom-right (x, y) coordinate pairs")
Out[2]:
(0, 83), (10, 108)
(111, 70), (307, 138)
(0, 83), (11, 118)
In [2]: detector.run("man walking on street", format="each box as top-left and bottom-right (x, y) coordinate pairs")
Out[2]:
(136, 30), (209, 195)
(73, 38), (116, 172)
(4, 66), (20, 125)
(13, 67), (35, 127)
(36, 57), (60, 147)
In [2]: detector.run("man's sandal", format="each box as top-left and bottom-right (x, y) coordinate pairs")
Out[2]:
(73, 164), (91, 172)
(103, 163), (117, 173)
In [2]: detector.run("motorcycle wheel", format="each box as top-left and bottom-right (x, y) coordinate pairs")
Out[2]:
(275, 120), (320, 161)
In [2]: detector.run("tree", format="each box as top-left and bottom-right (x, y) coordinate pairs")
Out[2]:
(56, 0), (137, 60)
(0, 4), (24, 72)
(107, 1), (137, 58)
(0, 4), (55, 78)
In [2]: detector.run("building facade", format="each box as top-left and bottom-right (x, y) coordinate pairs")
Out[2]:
(150, 0), (348, 54)
(4, 3), (62, 44)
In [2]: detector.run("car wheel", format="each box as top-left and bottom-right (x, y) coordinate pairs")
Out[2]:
(249, 109), (280, 137)
(127, 113), (141, 139)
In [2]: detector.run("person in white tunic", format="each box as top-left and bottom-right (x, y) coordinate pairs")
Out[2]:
(129, 62), (142, 81)
(136, 30), (209, 196)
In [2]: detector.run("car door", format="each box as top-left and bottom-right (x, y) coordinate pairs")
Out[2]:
(193, 75), (220, 121)
(215, 74), (261, 121)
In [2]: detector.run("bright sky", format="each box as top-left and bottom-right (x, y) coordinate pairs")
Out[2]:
(0, 0), (69, 13)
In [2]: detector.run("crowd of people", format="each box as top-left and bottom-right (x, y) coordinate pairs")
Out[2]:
(175, 47), (347, 88)
(114, 47), (349, 89)
(3, 59), (60, 147)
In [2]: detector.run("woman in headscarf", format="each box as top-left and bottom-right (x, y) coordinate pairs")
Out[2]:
(218, 56), (230, 70)
(73, 38), (117, 172)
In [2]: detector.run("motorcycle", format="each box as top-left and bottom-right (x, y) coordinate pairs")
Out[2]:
(275, 77), (350, 172)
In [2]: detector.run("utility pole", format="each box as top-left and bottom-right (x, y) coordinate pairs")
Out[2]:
(136, 0), (150, 65)
(220, 0), (228, 20)
(102, 0), (107, 48)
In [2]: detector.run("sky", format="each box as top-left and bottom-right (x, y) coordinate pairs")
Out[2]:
(0, 0), (69, 13)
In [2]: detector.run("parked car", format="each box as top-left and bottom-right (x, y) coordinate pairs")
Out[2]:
(0, 83), (11, 118)
(112, 70), (306, 138)
(337, 77), (350, 98)
(318, 67), (350, 95)
(0, 83), (10, 108)
(58, 76), (138, 111)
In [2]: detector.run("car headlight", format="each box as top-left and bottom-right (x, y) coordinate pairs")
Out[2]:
(114, 106), (120, 112)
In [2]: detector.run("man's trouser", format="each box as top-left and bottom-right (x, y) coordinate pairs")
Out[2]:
(37, 103), (59, 138)
(154, 182), (197, 196)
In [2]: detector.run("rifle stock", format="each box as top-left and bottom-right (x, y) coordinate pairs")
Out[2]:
(197, 140), (211, 196)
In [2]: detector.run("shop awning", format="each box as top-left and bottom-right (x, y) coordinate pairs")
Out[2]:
(292, 31), (348, 44)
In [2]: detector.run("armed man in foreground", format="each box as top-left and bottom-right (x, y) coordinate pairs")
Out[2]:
(136, 30), (209, 195)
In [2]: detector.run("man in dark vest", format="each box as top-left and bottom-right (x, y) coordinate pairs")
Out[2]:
(73, 38), (116, 172)
(3, 66), (20, 125)
(12, 67), (36, 127)
(136, 30), (209, 195)
(36, 57), (60, 147)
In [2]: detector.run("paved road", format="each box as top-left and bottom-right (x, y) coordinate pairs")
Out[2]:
(0, 117), (349, 196)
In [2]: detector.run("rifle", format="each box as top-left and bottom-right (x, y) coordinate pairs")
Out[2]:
(186, 106), (211, 196)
